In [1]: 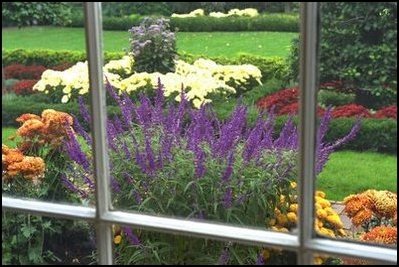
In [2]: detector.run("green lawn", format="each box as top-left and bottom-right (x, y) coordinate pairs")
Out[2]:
(2, 26), (297, 58)
(318, 151), (397, 201)
(3, 127), (396, 201)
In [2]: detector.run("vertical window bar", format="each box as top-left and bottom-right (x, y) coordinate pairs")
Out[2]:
(297, 2), (320, 265)
(83, 2), (113, 264)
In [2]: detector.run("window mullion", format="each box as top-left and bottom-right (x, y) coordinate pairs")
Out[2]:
(83, 2), (113, 265)
(298, 2), (320, 265)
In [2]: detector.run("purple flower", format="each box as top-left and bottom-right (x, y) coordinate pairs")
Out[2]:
(222, 187), (233, 209)
(122, 226), (141, 246)
(256, 253), (265, 265)
(72, 114), (92, 146)
(221, 152), (234, 183)
(78, 96), (91, 124)
(218, 247), (230, 265)
(64, 126), (91, 171)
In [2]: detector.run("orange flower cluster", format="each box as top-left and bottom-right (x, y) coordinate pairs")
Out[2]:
(2, 144), (45, 183)
(361, 226), (397, 245)
(15, 109), (74, 151)
(343, 190), (397, 227)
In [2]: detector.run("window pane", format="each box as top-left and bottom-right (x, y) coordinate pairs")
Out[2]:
(2, 211), (97, 265)
(110, 225), (297, 265)
(49, 2), (302, 232)
(2, 3), (96, 207)
(313, 2), (397, 247)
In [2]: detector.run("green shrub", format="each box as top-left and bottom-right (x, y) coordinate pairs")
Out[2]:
(286, 3), (397, 97)
(68, 13), (299, 32)
(3, 49), (287, 82)
(2, 96), (121, 128)
(317, 90), (356, 107)
(2, 49), (124, 67)
(2, 94), (397, 153)
(2, 2), (72, 27)
(129, 17), (177, 73)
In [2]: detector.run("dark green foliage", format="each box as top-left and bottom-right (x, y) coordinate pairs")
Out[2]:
(2, 2), (72, 27)
(129, 17), (177, 73)
(2, 49), (287, 82)
(286, 2), (397, 100)
(1, 95), (121, 128)
(2, 49), (124, 67)
(317, 90), (356, 107)
(68, 13), (299, 32)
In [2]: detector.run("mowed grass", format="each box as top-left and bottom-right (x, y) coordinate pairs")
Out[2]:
(2, 26), (297, 58)
(2, 127), (396, 201)
(318, 151), (397, 201)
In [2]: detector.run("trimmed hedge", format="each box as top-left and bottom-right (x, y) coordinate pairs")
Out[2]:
(2, 49), (287, 82)
(2, 95), (121, 129)
(3, 95), (396, 154)
(271, 116), (397, 154)
(2, 49), (124, 67)
(68, 13), (299, 32)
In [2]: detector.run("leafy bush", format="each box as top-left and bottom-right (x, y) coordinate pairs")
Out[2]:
(1, 95), (120, 128)
(286, 2), (397, 98)
(3, 49), (286, 82)
(325, 117), (397, 153)
(129, 17), (177, 73)
(318, 90), (356, 107)
(3, 93), (396, 153)
(68, 13), (299, 32)
(57, 82), (357, 264)
(2, 49), (124, 67)
(2, 2), (72, 27)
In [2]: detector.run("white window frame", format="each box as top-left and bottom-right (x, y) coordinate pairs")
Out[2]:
(2, 2), (397, 265)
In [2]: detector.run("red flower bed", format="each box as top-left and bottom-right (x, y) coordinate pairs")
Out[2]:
(278, 102), (326, 116)
(256, 87), (299, 113)
(4, 64), (46, 80)
(52, 62), (74, 71)
(374, 105), (397, 120)
(331, 104), (371, 118)
(12, 80), (38, 95)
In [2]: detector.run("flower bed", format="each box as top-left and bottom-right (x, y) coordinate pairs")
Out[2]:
(33, 57), (262, 108)
(2, 81), (362, 264)
(256, 86), (398, 120)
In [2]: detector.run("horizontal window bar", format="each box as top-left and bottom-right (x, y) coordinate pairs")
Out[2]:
(2, 196), (96, 221)
(307, 238), (397, 264)
(3, 196), (396, 264)
(101, 210), (299, 250)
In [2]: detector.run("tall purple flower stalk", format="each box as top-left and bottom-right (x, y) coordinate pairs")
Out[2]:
(122, 226), (141, 246)
(218, 247), (230, 265)
(64, 81), (361, 218)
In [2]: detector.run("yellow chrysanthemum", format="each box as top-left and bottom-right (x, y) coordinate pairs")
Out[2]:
(326, 214), (344, 229)
(114, 235), (122, 244)
(287, 212), (297, 223)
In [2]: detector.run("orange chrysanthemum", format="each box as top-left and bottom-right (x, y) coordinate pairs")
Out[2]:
(343, 194), (374, 217)
(15, 109), (74, 150)
(2, 144), (45, 182)
(351, 208), (373, 227)
(16, 113), (41, 123)
(361, 226), (397, 245)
